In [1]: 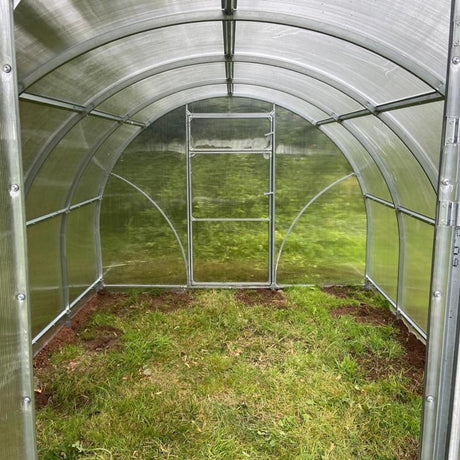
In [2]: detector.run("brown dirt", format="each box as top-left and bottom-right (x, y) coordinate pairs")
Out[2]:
(82, 325), (123, 352)
(328, 293), (426, 393)
(234, 288), (287, 308)
(142, 290), (195, 313)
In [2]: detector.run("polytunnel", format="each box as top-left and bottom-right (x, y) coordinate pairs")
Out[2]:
(1, 0), (460, 457)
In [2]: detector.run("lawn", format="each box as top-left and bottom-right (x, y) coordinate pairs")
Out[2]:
(34, 287), (424, 459)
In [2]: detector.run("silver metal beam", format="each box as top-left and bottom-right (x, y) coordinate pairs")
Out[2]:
(420, 0), (460, 457)
(0, 0), (37, 457)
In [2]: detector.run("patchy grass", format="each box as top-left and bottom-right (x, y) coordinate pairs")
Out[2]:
(35, 287), (423, 459)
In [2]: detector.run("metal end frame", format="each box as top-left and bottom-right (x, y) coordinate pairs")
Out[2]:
(0, 0), (37, 457)
(420, 0), (460, 457)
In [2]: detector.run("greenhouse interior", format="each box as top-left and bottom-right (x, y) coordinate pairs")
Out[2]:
(1, 0), (460, 458)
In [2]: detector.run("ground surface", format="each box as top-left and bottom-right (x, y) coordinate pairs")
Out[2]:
(34, 287), (425, 459)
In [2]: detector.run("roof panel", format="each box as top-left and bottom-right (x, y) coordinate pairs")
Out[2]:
(235, 22), (432, 105)
(27, 22), (224, 105)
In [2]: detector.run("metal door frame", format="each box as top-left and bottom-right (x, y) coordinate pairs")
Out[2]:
(186, 104), (276, 287)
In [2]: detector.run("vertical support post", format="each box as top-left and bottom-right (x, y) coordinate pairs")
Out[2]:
(269, 105), (276, 287)
(0, 0), (37, 458)
(185, 106), (193, 286)
(420, 1), (460, 458)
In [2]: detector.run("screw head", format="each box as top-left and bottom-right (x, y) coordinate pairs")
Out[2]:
(442, 179), (451, 186)
(452, 56), (460, 65)
(433, 290), (442, 298)
(23, 396), (31, 405)
(16, 293), (26, 302)
(2, 64), (12, 73)
(9, 184), (19, 194)
(426, 395), (435, 403)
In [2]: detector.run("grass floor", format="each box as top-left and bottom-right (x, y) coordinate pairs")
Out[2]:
(34, 287), (423, 459)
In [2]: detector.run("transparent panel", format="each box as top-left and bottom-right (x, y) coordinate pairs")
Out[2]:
(276, 177), (366, 285)
(189, 97), (273, 113)
(401, 216), (434, 332)
(67, 204), (98, 302)
(238, 0), (449, 86)
(236, 22), (431, 104)
(192, 153), (269, 219)
(101, 177), (187, 285)
(26, 116), (114, 220)
(97, 63), (226, 118)
(235, 63), (363, 116)
(71, 124), (141, 205)
(382, 101), (444, 175)
(27, 217), (61, 337)
(190, 118), (272, 151)
(345, 116), (436, 217)
(193, 221), (269, 283)
(28, 22), (224, 105)
(367, 200), (399, 301)
(15, 0), (219, 81)
(19, 100), (75, 175)
(320, 123), (392, 201)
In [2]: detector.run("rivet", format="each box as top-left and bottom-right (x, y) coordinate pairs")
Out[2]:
(2, 64), (12, 73)
(9, 184), (20, 194)
(16, 293), (26, 302)
(442, 179), (451, 186)
(23, 396), (31, 405)
(433, 290), (442, 298)
(426, 395), (435, 403)
(452, 56), (460, 65)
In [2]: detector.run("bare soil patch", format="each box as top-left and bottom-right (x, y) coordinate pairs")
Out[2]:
(82, 325), (123, 352)
(234, 288), (287, 308)
(328, 289), (425, 393)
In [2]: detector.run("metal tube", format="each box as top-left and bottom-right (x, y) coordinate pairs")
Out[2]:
(420, 0), (460, 457)
(0, 0), (37, 457)
(186, 106), (194, 285)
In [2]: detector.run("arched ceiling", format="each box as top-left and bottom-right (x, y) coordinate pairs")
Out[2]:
(14, 0), (449, 222)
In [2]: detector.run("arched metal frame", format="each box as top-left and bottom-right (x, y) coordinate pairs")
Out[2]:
(1, 1), (457, 459)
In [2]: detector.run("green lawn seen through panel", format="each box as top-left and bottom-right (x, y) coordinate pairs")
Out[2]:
(35, 287), (423, 459)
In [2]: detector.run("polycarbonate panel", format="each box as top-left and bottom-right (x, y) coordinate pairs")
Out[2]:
(192, 153), (269, 219)
(189, 97), (273, 113)
(14, 0), (219, 82)
(101, 177), (187, 285)
(26, 116), (114, 220)
(234, 63), (363, 116)
(381, 101), (444, 175)
(27, 217), (61, 337)
(96, 63), (226, 118)
(367, 200), (399, 301)
(27, 22), (224, 104)
(345, 116), (436, 217)
(320, 123), (392, 201)
(193, 221), (269, 283)
(238, 0), (449, 87)
(19, 100), (75, 174)
(236, 22), (432, 104)
(276, 177), (366, 285)
(190, 118), (271, 151)
(71, 124), (141, 205)
(401, 216), (434, 332)
(66, 203), (98, 302)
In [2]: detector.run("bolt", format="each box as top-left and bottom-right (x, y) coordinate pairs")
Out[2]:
(433, 290), (442, 298)
(452, 56), (460, 65)
(442, 179), (451, 186)
(2, 64), (12, 73)
(9, 184), (19, 194)
(23, 396), (31, 405)
(16, 293), (26, 302)
(426, 395), (435, 403)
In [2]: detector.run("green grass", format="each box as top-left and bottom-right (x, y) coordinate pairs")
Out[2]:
(35, 288), (421, 459)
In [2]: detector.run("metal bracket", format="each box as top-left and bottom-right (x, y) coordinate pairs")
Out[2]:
(446, 117), (460, 144)
(438, 200), (459, 226)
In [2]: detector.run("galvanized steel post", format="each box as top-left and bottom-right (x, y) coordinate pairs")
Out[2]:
(420, 0), (460, 458)
(0, 0), (37, 458)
